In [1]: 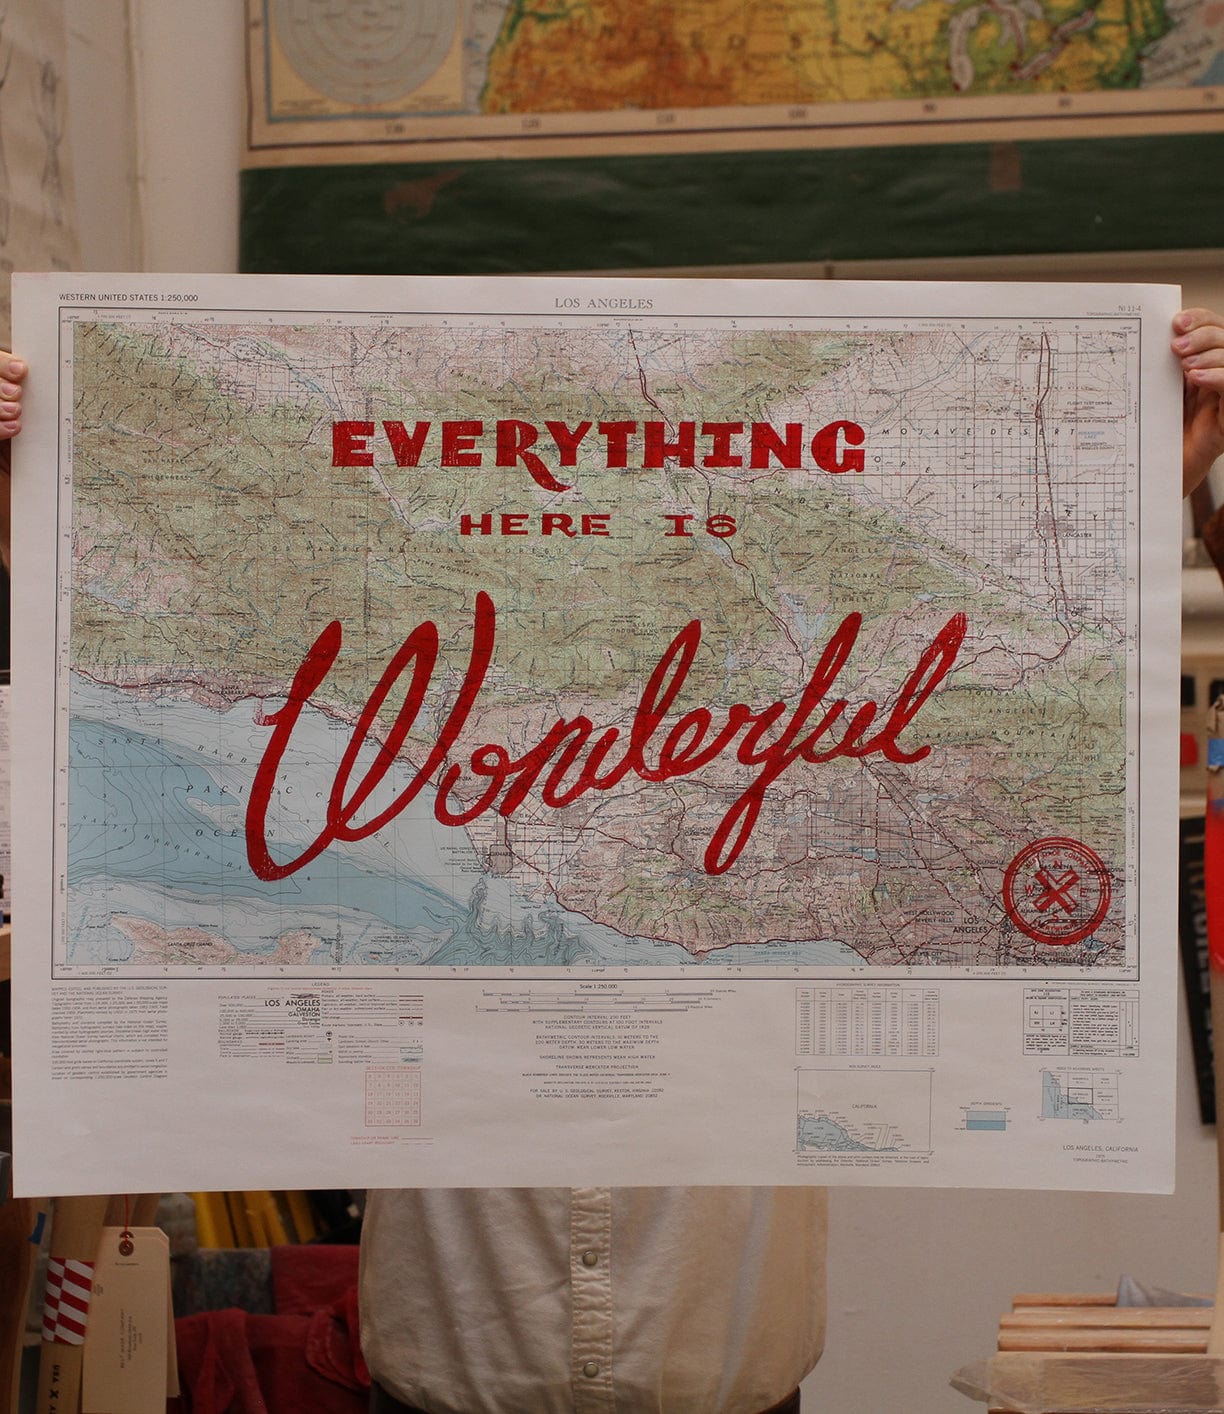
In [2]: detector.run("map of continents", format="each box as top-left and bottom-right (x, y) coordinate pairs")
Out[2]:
(473, 0), (1222, 109)
(66, 313), (1132, 973)
(267, 0), (1223, 117)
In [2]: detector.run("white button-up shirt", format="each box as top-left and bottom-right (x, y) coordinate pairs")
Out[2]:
(361, 1186), (827, 1414)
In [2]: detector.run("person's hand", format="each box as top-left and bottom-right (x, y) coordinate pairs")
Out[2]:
(0, 351), (26, 571)
(1173, 308), (1224, 497)
(0, 351), (26, 453)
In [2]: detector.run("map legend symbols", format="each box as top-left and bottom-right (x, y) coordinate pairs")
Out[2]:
(962, 1108), (1009, 1133)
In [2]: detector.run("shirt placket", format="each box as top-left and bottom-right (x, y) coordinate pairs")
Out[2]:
(569, 1186), (616, 1412)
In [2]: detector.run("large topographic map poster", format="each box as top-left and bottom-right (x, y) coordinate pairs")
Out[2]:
(12, 274), (1180, 1195)
(247, 0), (1223, 158)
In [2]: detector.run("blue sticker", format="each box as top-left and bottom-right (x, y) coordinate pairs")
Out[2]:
(1210, 738), (1224, 769)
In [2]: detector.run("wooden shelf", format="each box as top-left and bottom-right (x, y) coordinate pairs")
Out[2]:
(981, 1293), (1223, 1413)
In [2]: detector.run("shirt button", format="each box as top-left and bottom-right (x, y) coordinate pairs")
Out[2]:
(582, 1361), (601, 1379)
(581, 1250), (599, 1267)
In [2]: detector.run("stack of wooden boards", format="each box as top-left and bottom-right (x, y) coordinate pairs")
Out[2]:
(983, 1293), (1224, 1414)
(999, 1291), (1211, 1355)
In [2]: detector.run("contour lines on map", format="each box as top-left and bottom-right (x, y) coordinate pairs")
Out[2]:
(59, 305), (1139, 979)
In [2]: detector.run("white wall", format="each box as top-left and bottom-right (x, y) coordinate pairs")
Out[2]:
(63, 5), (1224, 1410)
(65, 0), (241, 274)
(62, 1), (138, 272)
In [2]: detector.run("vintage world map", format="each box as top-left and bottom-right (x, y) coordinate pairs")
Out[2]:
(261, 0), (1223, 121)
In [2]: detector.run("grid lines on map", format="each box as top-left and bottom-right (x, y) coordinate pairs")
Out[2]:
(59, 307), (1138, 978)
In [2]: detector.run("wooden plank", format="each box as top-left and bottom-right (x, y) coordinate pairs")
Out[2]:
(983, 1348), (1224, 1414)
(1009, 1292), (1116, 1307)
(1002, 1307), (1212, 1329)
(998, 1328), (1208, 1353)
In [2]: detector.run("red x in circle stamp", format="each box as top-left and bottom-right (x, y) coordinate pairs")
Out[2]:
(1002, 837), (1112, 946)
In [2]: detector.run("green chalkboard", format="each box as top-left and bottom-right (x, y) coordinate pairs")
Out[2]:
(240, 132), (1224, 275)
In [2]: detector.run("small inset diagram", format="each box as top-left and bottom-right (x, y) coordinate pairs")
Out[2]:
(1023, 987), (1139, 1058)
(1026, 996), (1069, 1034)
(796, 1067), (933, 1156)
(1040, 1068), (1120, 1123)
(961, 1106), (1009, 1133)
(365, 1065), (422, 1127)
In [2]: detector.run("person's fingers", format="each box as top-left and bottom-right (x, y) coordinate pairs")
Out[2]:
(1176, 331), (1224, 360)
(1184, 346), (1224, 408)
(1174, 313), (1224, 408)
(1173, 307), (1224, 338)
(1183, 373), (1224, 492)
(0, 356), (25, 440)
(1186, 364), (1224, 390)
(1174, 334), (1223, 401)
(1173, 310), (1224, 368)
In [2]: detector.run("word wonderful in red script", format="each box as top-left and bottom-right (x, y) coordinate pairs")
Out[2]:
(245, 593), (967, 882)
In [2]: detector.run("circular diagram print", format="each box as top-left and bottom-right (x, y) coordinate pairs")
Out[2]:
(1002, 837), (1112, 946)
(272, 0), (458, 107)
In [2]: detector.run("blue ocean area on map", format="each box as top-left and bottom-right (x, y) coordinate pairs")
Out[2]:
(67, 716), (464, 961)
(65, 676), (864, 971)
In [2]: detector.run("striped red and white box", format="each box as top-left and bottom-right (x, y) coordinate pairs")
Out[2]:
(41, 1256), (95, 1344)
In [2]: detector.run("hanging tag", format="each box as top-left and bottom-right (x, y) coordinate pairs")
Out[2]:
(81, 1226), (171, 1414)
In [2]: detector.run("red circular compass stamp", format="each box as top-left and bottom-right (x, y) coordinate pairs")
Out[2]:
(1002, 837), (1112, 946)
